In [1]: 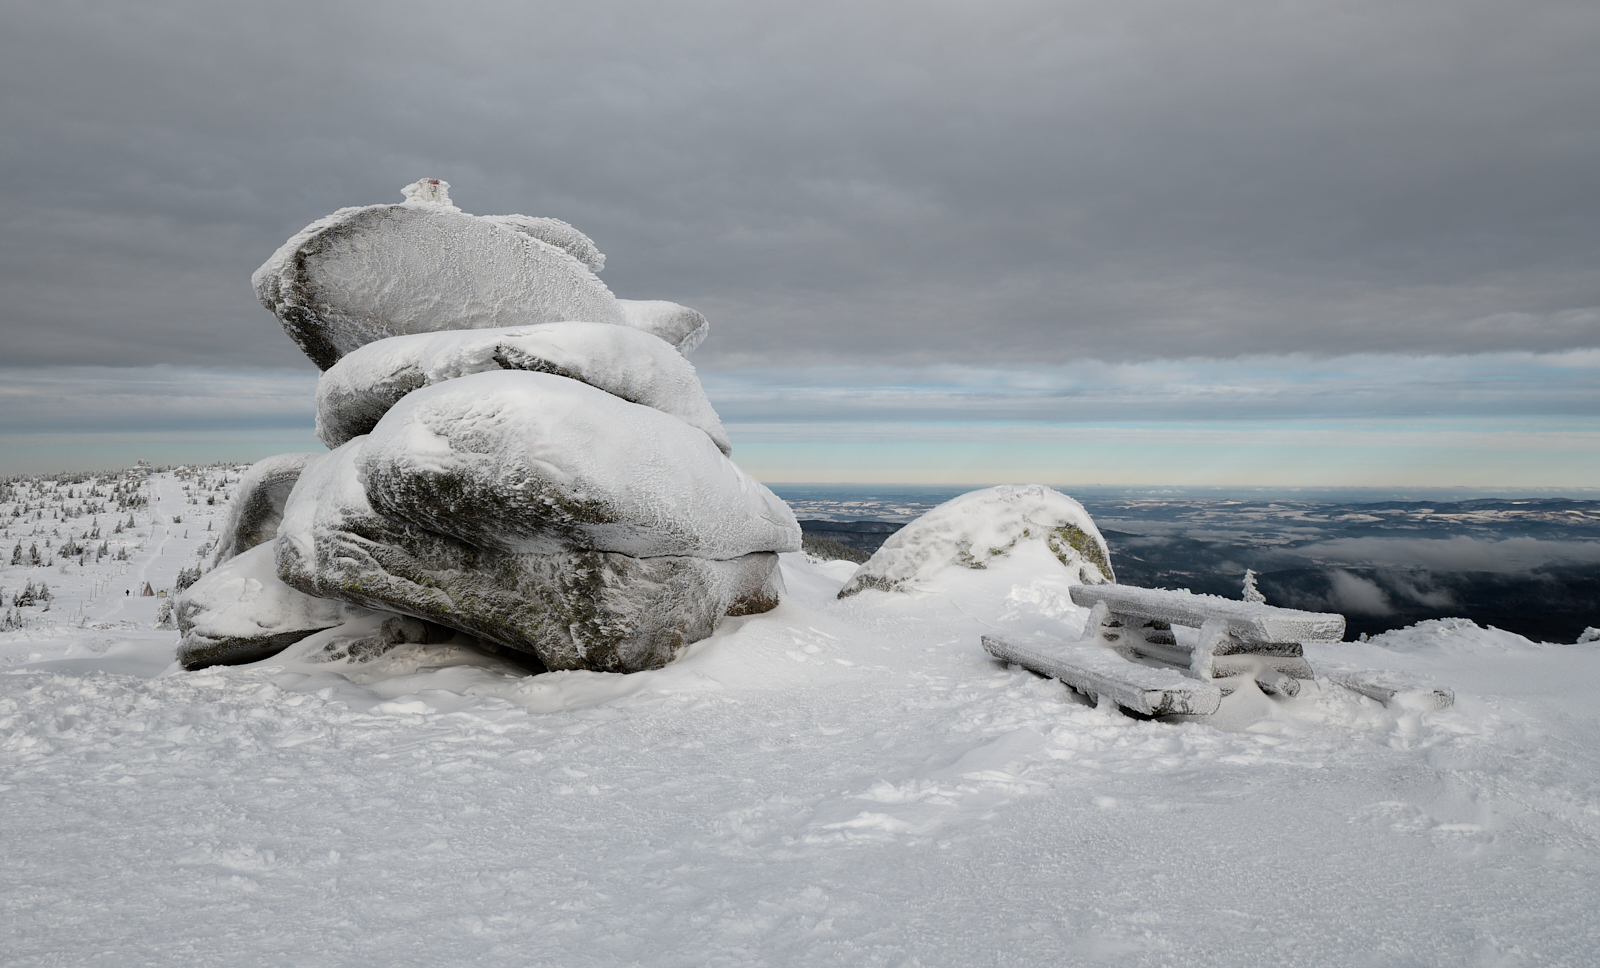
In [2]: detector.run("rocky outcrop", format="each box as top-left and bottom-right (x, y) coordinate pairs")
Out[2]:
(354, 372), (795, 559)
(252, 181), (623, 370)
(182, 179), (796, 674)
(838, 484), (1115, 598)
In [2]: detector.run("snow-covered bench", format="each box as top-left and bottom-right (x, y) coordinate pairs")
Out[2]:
(1067, 584), (1343, 696)
(983, 584), (1452, 716)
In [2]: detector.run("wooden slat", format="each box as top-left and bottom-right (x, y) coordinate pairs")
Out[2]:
(983, 635), (1222, 716)
(1069, 584), (1345, 643)
(1320, 664), (1455, 710)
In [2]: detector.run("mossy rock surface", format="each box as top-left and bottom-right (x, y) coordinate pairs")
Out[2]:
(210, 452), (320, 566)
(279, 517), (781, 673)
(276, 443), (782, 673)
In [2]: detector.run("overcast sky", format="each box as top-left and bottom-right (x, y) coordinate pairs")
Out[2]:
(2, 0), (1597, 484)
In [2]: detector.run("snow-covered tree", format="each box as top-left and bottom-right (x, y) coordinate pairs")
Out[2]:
(1242, 569), (1266, 604)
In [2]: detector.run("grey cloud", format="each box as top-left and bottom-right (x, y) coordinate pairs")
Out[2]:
(699, 352), (1600, 423)
(1298, 535), (1600, 573)
(0, 367), (317, 434)
(2, 0), (1598, 370)
(1272, 569), (1396, 615)
(1327, 571), (1395, 616)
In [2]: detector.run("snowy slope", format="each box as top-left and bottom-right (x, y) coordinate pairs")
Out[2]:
(3, 472), (1600, 967)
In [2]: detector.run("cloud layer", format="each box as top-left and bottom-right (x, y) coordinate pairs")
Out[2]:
(4, 0), (1598, 370)
(700, 351), (1600, 423)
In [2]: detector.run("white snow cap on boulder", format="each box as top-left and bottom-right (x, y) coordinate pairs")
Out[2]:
(315, 324), (731, 454)
(252, 180), (710, 370)
(837, 484), (1115, 598)
(357, 370), (799, 559)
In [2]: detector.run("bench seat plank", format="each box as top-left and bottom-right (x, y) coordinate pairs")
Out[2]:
(983, 635), (1223, 716)
(1069, 584), (1345, 643)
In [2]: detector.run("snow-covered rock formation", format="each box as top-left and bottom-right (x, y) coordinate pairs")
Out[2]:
(838, 484), (1115, 598)
(179, 180), (796, 672)
(251, 178), (705, 369)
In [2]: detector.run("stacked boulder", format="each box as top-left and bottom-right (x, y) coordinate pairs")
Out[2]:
(178, 179), (799, 674)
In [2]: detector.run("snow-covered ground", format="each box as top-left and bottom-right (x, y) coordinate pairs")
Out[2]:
(3, 471), (1599, 966)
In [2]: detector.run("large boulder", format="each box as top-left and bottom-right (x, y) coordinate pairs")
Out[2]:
(315, 323), (731, 454)
(838, 484), (1115, 598)
(356, 370), (798, 559)
(252, 181), (626, 370)
(275, 441), (783, 672)
(177, 542), (378, 670)
(209, 452), (320, 566)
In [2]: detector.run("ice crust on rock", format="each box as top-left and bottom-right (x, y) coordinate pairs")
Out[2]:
(177, 542), (378, 670)
(253, 184), (713, 370)
(357, 370), (797, 559)
(616, 299), (710, 356)
(224, 179), (792, 675)
(838, 484), (1114, 598)
(253, 203), (625, 370)
(275, 440), (784, 672)
(482, 215), (606, 274)
(315, 324), (731, 454)
(210, 452), (320, 566)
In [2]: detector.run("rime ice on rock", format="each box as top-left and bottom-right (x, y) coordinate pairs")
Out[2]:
(186, 180), (791, 673)
(838, 484), (1115, 598)
(355, 372), (796, 559)
(177, 543), (380, 669)
(252, 180), (711, 370)
(615, 300), (710, 356)
(274, 439), (784, 673)
(483, 215), (606, 273)
(400, 177), (455, 207)
(253, 205), (621, 370)
(315, 323), (731, 453)
(209, 453), (320, 566)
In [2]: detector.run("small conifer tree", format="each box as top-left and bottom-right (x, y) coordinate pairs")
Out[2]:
(1242, 569), (1266, 604)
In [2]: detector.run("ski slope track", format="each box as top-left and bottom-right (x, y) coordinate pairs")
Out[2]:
(3, 472), (1599, 967)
